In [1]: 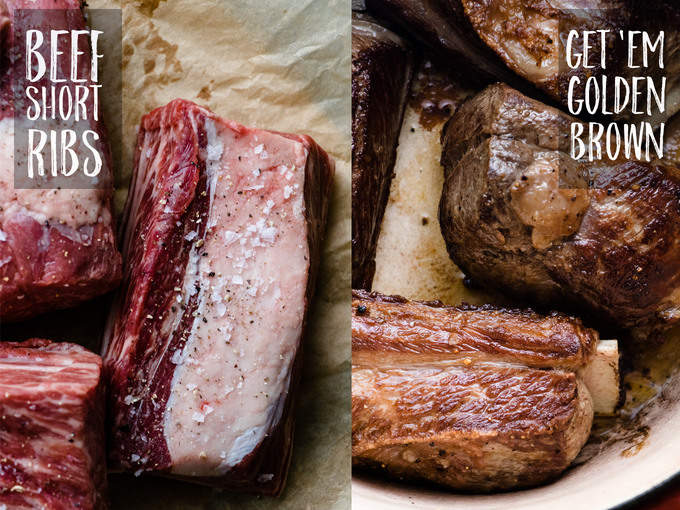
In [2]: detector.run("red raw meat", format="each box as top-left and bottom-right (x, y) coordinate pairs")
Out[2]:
(0, 339), (106, 509)
(102, 99), (334, 495)
(0, 0), (122, 321)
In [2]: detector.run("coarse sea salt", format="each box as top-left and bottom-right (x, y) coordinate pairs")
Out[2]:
(171, 349), (184, 365)
(261, 227), (277, 243)
(217, 302), (227, 317)
(223, 230), (237, 244)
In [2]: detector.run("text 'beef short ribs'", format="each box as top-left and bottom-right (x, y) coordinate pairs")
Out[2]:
(0, 0), (122, 321)
(0, 339), (106, 510)
(439, 84), (680, 341)
(102, 99), (334, 495)
(351, 290), (602, 492)
(352, 13), (413, 289)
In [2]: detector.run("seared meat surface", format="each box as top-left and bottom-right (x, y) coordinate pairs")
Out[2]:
(365, 0), (680, 123)
(439, 84), (680, 341)
(352, 290), (596, 492)
(352, 14), (414, 289)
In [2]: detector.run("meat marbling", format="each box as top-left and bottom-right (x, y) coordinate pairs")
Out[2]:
(0, 339), (106, 509)
(352, 290), (596, 492)
(439, 84), (680, 341)
(102, 99), (334, 495)
(0, 0), (122, 321)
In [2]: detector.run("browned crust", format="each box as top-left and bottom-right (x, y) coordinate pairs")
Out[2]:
(350, 291), (595, 491)
(352, 363), (593, 491)
(439, 84), (680, 340)
(351, 14), (414, 289)
(352, 289), (598, 370)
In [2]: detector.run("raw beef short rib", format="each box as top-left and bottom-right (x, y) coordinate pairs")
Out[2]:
(102, 99), (334, 495)
(0, 0), (122, 321)
(0, 339), (106, 509)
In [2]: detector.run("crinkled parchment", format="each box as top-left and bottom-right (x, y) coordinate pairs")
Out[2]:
(6, 0), (350, 508)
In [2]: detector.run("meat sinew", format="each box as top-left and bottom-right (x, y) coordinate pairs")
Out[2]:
(439, 84), (680, 341)
(351, 290), (598, 492)
(0, 339), (106, 509)
(352, 13), (414, 289)
(102, 99), (334, 495)
(0, 0), (122, 321)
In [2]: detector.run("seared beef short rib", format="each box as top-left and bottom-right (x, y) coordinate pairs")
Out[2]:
(439, 84), (680, 341)
(366, 0), (680, 124)
(352, 13), (414, 289)
(352, 290), (597, 492)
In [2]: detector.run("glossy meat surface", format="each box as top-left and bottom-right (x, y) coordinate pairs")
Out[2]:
(352, 290), (594, 491)
(352, 290), (597, 369)
(461, 0), (626, 102)
(439, 84), (680, 341)
(366, 0), (680, 123)
(0, 339), (106, 509)
(352, 14), (414, 289)
(363, 0), (520, 87)
(102, 99), (334, 495)
(0, 0), (121, 321)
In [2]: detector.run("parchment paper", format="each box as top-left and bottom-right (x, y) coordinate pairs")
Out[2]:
(5, 1), (351, 508)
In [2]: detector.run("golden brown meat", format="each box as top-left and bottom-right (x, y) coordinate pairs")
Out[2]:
(365, 0), (680, 124)
(439, 84), (680, 341)
(352, 290), (598, 492)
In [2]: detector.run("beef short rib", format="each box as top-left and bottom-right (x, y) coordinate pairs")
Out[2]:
(439, 84), (680, 341)
(102, 99), (334, 495)
(352, 290), (596, 492)
(352, 13), (414, 289)
(366, 0), (680, 124)
(0, 0), (122, 321)
(0, 339), (106, 509)
(364, 0), (520, 87)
